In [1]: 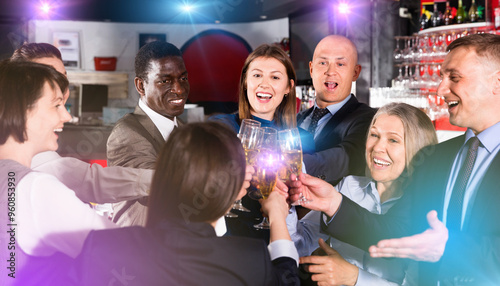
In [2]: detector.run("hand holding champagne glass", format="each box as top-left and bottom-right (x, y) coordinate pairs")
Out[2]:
(278, 128), (311, 205)
(231, 119), (263, 214)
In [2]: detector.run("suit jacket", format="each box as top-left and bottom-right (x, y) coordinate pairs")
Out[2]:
(106, 106), (165, 226)
(324, 135), (500, 285)
(77, 220), (299, 286)
(297, 95), (375, 183)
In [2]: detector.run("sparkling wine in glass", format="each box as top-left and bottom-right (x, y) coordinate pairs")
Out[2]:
(254, 127), (279, 230)
(278, 128), (311, 206)
(233, 119), (262, 213)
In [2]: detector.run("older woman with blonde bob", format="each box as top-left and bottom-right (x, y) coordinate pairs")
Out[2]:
(287, 102), (438, 285)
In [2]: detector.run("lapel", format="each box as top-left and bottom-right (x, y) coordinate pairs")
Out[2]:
(297, 107), (313, 126)
(322, 95), (359, 134)
(314, 95), (360, 150)
(133, 106), (165, 149)
(464, 147), (500, 232)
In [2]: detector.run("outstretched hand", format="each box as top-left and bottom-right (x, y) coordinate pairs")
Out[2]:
(288, 173), (342, 216)
(299, 238), (359, 286)
(369, 210), (449, 262)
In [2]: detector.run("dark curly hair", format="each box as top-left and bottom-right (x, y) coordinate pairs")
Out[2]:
(135, 41), (183, 81)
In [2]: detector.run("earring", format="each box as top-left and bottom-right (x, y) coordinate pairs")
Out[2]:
(284, 93), (288, 97)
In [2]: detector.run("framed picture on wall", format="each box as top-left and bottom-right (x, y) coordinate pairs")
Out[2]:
(139, 33), (166, 49)
(52, 31), (81, 69)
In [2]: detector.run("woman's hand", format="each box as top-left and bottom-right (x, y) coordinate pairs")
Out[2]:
(300, 239), (359, 286)
(261, 189), (289, 222)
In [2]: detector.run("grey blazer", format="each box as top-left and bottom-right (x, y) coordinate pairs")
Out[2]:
(106, 106), (165, 226)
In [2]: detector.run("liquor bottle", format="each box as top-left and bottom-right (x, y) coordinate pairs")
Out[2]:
(420, 7), (430, 30)
(495, 0), (500, 29)
(456, 0), (467, 24)
(430, 3), (442, 27)
(468, 0), (478, 23)
(443, 1), (453, 25)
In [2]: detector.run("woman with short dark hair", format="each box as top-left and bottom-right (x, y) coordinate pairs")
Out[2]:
(0, 60), (116, 285)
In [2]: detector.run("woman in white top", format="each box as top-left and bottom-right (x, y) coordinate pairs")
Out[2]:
(0, 61), (115, 285)
(287, 103), (438, 285)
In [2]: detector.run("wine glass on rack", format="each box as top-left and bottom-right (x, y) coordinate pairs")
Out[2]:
(234, 119), (263, 214)
(278, 128), (310, 206)
(393, 36), (403, 64)
(253, 127), (280, 230)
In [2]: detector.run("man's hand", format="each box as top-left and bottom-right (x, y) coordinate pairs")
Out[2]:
(369, 210), (448, 262)
(288, 173), (341, 216)
(299, 239), (359, 286)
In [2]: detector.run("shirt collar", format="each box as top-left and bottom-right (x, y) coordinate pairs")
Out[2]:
(139, 99), (177, 141)
(314, 94), (352, 115)
(357, 176), (402, 204)
(465, 121), (500, 153)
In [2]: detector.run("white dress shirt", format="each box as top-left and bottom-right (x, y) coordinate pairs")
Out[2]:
(17, 172), (117, 258)
(138, 99), (177, 141)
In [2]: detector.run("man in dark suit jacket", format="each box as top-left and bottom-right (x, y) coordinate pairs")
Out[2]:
(107, 41), (189, 226)
(290, 33), (500, 285)
(298, 35), (375, 184)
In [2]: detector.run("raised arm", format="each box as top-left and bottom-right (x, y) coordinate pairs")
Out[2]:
(32, 151), (153, 204)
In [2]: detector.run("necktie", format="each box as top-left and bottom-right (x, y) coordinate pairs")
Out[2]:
(447, 136), (480, 231)
(308, 108), (329, 134)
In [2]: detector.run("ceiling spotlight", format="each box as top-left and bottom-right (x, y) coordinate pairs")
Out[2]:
(40, 3), (51, 14)
(338, 3), (350, 15)
(182, 4), (194, 13)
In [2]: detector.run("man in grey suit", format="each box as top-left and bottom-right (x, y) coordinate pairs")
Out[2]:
(107, 41), (189, 226)
(298, 35), (375, 185)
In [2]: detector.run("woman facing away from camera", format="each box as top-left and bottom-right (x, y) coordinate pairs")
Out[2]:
(77, 122), (300, 285)
(286, 103), (438, 285)
(0, 61), (116, 286)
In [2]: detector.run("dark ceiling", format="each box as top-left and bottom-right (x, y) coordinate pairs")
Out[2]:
(0, 0), (327, 24)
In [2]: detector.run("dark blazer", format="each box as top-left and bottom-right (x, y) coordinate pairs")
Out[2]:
(297, 95), (375, 183)
(106, 106), (165, 226)
(323, 135), (500, 285)
(77, 221), (299, 286)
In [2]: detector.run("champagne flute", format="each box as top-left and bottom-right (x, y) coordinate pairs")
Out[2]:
(278, 128), (311, 206)
(234, 120), (263, 212)
(254, 127), (279, 230)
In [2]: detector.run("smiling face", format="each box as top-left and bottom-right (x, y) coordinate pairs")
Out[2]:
(246, 57), (291, 121)
(437, 47), (500, 134)
(137, 56), (189, 120)
(366, 114), (406, 189)
(310, 35), (361, 108)
(25, 82), (72, 154)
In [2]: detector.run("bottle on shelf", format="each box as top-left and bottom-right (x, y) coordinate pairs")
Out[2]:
(430, 3), (442, 27)
(468, 0), (478, 23)
(420, 7), (430, 30)
(495, 0), (500, 29)
(456, 0), (467, 24)
(443, 1), (454, 25)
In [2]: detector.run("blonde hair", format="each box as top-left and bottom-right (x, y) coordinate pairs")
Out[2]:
(367, 103), (438, 193)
